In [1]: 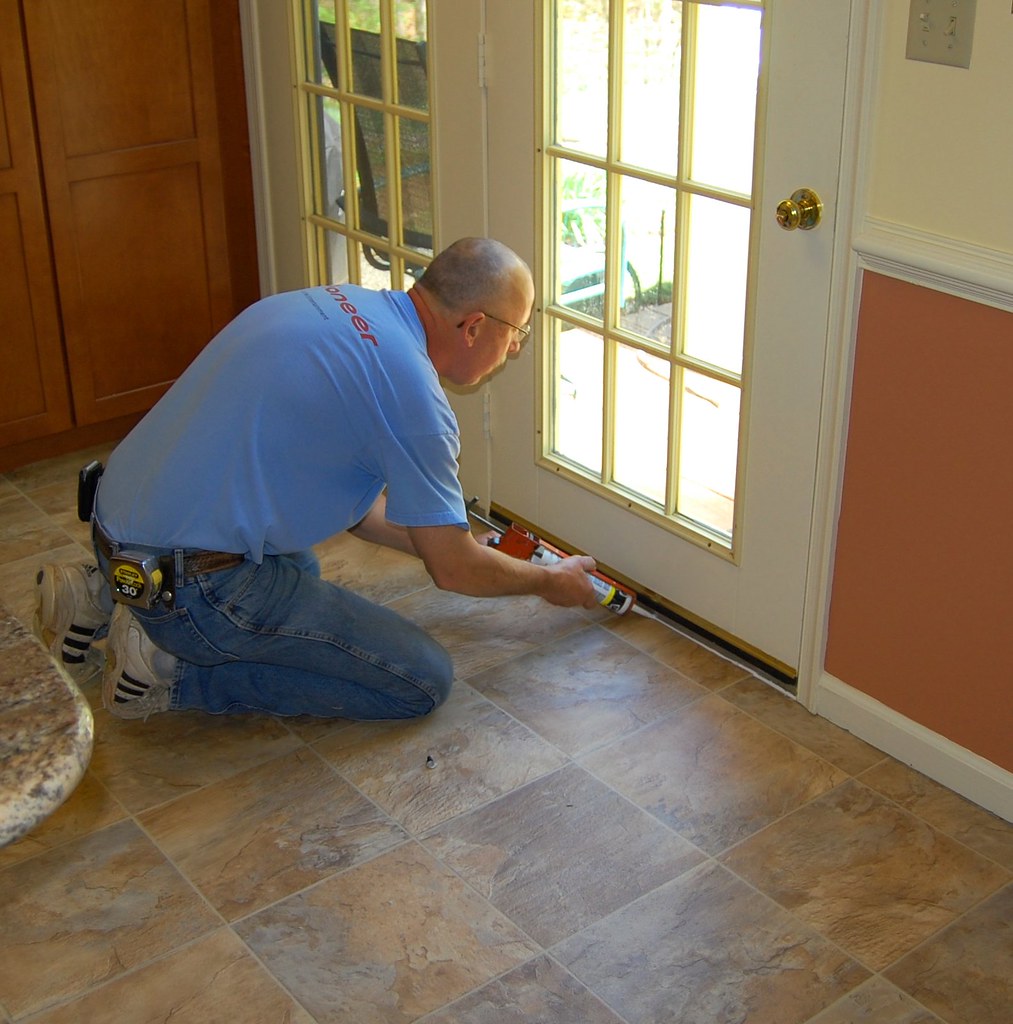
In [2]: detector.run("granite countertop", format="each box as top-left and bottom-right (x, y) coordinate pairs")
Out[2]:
(0, 606), (94, 848)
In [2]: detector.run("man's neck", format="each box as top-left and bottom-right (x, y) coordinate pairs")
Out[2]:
(408, 285), (447, 374)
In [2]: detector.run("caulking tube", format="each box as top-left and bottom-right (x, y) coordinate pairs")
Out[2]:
(467, 500), (636, 615)
(525, 544), (636, 615)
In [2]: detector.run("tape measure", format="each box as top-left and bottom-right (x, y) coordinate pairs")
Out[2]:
(108, 553), (164, 608)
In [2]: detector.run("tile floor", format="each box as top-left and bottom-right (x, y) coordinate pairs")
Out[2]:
(1, 444), (1011, 1024)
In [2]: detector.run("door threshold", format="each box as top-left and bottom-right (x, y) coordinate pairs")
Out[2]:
(488, 501), (798, 695)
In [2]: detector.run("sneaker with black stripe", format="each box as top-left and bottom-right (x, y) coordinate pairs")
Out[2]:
(34, 563), (111, 671)
(102, 605), (175, 719)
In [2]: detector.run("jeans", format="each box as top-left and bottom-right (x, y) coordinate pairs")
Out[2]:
(97, 542), (454, 719)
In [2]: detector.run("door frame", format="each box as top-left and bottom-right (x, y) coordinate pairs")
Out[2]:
(796, 0), (874, 708)
(237, 0), (875, 709)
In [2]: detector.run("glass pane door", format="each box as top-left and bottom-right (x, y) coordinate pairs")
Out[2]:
(297, 0), (433, 288)
(543, 0), (761, 551)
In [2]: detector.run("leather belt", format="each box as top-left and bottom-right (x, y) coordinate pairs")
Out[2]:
(174, 550), (247, 575)
(93, 523), (245, 580)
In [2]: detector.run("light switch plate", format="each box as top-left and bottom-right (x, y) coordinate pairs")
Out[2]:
(906, 0), (977, 68)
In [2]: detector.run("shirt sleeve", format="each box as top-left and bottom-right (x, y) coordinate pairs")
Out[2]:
(377, 431), (469, 528)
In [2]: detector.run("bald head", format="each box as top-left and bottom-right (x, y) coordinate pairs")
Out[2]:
(416, 237), (532, 318)
(410, 237), (535, 387)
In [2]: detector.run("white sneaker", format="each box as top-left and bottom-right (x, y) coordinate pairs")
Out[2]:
(34, 563), (111, 671)
(102, 606), (175, 720)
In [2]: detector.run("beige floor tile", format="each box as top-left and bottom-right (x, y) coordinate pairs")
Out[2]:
(0, 819), (219, 1019)
(805, 977), (943, 1023)
(606, 612), (753, 690)
(581, 693), (849, 854)
(140, 747), (407, 921)
(235, 843), (540, 1024)
(468, 624), (706, 756)
(315, 531), (434, 604)
(0, 493), (74, 564)
(89, 706), (303, 813)
(24, 479), (94, 550)
(554, 860), (869, 1024)
(315, 683), (567, 834)
(386, 588), (589, 680)
(721, 676), (888, 775)
(860, 758), (1013, 870)
(281, 713), (356, 744)
(885, 882), (1013, 1024)
(423, 763), (703, 946)
(721, 779), (1011, 972)
(24, 928), (316, 1024)
(0, 770), (125, 870)
(1, 443), (114, 495)
(15, 473), (78, 514)
(421, 955), (625, 1024)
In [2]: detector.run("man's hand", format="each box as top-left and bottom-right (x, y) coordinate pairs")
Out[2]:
(541, 553), (600, 609)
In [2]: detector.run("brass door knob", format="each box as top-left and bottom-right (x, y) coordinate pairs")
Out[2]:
(775, 188), (822, 231)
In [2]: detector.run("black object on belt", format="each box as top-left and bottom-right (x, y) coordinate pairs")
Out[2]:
(93, 523), (245, 579)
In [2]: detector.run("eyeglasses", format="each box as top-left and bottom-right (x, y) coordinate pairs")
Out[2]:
(458, 312), (532, 339)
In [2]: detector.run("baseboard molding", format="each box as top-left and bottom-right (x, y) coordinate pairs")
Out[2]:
(814, 673), (1013, 823)
(854, 218), (1013, 313)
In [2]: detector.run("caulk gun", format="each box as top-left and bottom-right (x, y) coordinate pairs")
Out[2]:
(467, 500), (637, 615)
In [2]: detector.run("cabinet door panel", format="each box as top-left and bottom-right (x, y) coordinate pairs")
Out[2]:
(68, 163), (216, 412)
(0, 0), (72, 447)
(24, 0), (242, 425)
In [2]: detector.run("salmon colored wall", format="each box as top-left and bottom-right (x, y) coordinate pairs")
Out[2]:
(825, 272), (1013, 773)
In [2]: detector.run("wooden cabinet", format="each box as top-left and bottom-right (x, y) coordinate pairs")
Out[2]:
(0, 0), (258, 467)
(0, 0), (72, 447)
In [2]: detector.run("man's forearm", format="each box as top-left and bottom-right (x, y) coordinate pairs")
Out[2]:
(408, 523), (599, 608)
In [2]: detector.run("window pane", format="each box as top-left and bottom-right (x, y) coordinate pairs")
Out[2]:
(395, 0), (426, 41)
(553, 324), (603, 475)
(350, 24), (383, 101)
(688, 4), (761, 195)
(619, 0), (681, 173)
(398, 116), (432, 254)
(677, 369), (738, 536)
(554, 0), (608, 157)
(312, 95), (345, 220)
(320, 228), (349, 284)
(613, 344), (668, 504)
(348, 0), (381, 34)
(315, 6), (339, 88)
(683, 194), (749, 373)
(555, 159), (607, 321)
(350, 103), (387, 240)
(618, 176), (676, 342)
(394, 16), (428, 112)
(357, 242), (392, 290)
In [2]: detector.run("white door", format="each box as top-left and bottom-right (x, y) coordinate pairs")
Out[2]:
(480, 0), (853, 676)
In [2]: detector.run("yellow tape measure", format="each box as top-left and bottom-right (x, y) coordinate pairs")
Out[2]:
(109, 553), (163, 608)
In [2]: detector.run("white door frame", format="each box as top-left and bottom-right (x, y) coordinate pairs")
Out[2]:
(796, 0), (872, 709)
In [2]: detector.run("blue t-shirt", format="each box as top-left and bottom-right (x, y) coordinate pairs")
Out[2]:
(96, 286), (468, 559)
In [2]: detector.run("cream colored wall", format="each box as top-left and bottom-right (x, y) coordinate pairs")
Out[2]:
(817, 3), (1013, 820)
(866, 4), (1013, 251)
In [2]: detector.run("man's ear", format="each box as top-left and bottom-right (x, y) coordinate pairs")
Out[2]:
(457, 312), (483, 347)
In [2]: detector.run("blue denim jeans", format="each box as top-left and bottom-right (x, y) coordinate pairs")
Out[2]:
(97, 543), (453, 719)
